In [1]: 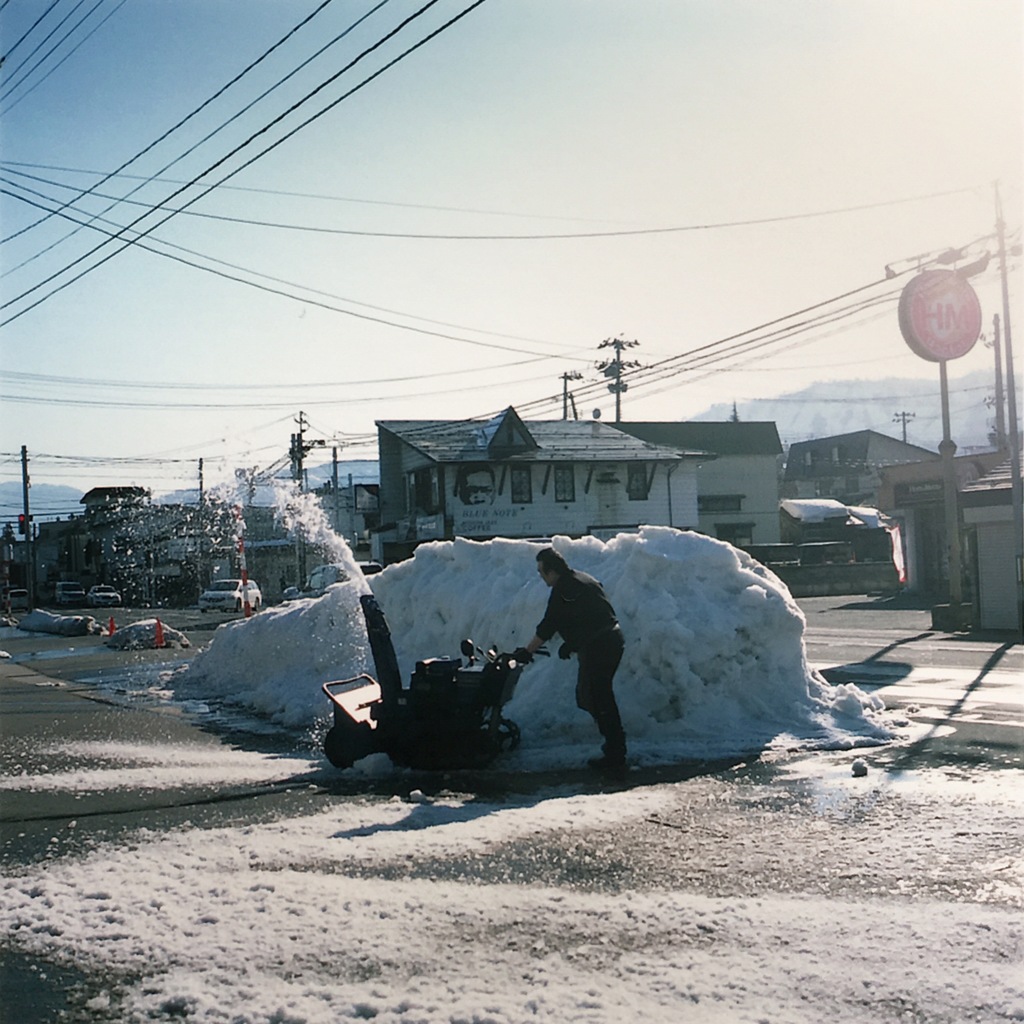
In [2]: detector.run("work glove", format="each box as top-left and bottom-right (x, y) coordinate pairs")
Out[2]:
(511, 646), (533, 665)
(558, 642), (573, 660)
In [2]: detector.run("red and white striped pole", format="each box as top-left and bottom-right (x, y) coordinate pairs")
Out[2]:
(234, 506), (253, 618)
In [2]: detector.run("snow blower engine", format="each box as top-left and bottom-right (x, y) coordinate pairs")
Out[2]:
(321, 593), (539, 770)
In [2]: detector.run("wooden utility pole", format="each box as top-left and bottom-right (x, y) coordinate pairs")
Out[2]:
(21, 446), (33, 608)
(561, 371), (582, 420)
(988, 314), (1007, 449)
(994, 181), (1023, 631)
(596, 336), (641, 422)
(892, 410), (915, 443)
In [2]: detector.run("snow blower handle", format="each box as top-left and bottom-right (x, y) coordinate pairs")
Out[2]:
(510, 646), (549, 666)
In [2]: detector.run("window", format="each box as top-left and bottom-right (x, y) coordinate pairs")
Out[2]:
(627, 464), (650, 501)
(698, 494), (743, 513)
(411, 467), (439, 513)
(510, 466), (532, 504)
(716, 523), (754, 546)
(554, 465), (575, 503)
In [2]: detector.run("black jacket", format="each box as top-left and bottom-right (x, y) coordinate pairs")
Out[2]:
(535, 569), (619, 652)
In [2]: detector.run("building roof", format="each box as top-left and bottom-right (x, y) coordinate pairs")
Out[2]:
(617, 421), (782, 456)
(378, 410), (704, 464)
(785, 429), (936, 480)
(787, 429), (934, 459)
(960, 459), (1023, 507)
(81, 486), (150, 505)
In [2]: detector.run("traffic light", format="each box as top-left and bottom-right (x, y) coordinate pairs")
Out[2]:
(17, 514), (26, 535)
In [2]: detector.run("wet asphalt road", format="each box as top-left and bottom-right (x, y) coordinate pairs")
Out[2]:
(1, 594), (1020, 860)
(0, 595), (1020, 1023)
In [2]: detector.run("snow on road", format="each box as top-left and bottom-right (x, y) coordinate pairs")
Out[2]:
(2, 779), (1022, 1024)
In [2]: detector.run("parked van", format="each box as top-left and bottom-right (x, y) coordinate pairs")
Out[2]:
(55, 581), (87, 606)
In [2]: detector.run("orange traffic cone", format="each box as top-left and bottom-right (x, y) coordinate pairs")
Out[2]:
(107, 616), (116, 635)
(154, 618), (166, 648)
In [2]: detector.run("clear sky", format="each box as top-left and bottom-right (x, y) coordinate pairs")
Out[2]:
(0, 0), (1020, 499)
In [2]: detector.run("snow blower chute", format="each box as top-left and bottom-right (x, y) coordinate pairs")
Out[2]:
(321, 593), (532, 770)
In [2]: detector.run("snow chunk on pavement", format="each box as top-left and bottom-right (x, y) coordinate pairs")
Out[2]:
(17, 609), (103, 636)
(105, 618), (190, 650)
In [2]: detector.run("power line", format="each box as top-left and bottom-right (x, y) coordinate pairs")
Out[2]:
(1, 180), (583, 359)
(0, 0), (350, 246)
(2, 163), (983, 241)
(0, 0), (63, 64)
(0, 0), (83, 86)
(0, 0), (106, 107)
(0, 158), (622, 225)
(0, 0), (489, 326)
(0, 0), (129, 115)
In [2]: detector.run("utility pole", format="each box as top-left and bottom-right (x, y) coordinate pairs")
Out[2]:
(196, 458), (205, 594)
(986, 314), (1007, 450)
(560, 371), (582, 420)
(21, 446), (33, 609)
(290, 411), (326, 492)
(332, 447), (341, 536)
(994, 181), (1023, 631)
(892, 410), (915, 443)
(596, 335), (642, 423)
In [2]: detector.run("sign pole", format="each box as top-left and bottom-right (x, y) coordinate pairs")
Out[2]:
(938, 360), (963, 610)
(897, 269), (981, 630)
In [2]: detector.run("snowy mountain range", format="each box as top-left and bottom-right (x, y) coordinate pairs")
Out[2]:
(692, 367), (1015, 454)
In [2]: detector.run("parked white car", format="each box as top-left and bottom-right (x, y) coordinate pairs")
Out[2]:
(87, 584), (122, 607)
(198, 579), (262, 613)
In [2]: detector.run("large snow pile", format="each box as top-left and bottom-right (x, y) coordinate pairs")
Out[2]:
(179, 527), (894, 765)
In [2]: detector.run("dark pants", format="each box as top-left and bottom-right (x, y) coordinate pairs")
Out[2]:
(575, 627), (626, 761)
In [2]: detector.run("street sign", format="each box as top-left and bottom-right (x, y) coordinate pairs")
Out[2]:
(898, 269), (982, 362)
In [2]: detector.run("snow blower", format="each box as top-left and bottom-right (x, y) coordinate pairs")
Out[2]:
(322, 593), (539, 770)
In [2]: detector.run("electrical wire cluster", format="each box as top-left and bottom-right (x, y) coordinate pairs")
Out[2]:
(0, 1), (1019, 498)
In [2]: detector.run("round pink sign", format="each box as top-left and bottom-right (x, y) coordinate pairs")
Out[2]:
(898, 269), (982, 362)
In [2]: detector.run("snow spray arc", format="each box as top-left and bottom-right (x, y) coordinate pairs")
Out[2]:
(271, 482), (372, 598)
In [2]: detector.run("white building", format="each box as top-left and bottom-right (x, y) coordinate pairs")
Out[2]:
(961, 460), (1024, 633)
(374, 407), (704, 563)
(617, 422), (783, 544)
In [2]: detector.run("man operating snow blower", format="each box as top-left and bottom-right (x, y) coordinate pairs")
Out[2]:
(514, 547), (627, 779)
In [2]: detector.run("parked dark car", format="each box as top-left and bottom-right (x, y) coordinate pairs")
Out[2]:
(55, 582), (87, 606)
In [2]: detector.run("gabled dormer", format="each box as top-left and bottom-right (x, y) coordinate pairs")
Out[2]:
(474, 406), (539, 457)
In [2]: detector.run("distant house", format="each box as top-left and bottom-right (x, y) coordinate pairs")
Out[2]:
(784, 430), (935, 506)
(961, 460), (1023, 632)
(617, 421), (783, 544)
(374, 406), (704, 562)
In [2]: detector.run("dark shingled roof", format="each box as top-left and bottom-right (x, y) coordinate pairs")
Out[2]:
(617, 421), (782, 456)
(378, 416), (704, 464)
(961, 459), (1023, 507)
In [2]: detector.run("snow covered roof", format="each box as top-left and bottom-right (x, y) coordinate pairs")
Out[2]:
(781, 499), (891, 528)
(378, 411), (701, 465)
(780, 498), (852, 523)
